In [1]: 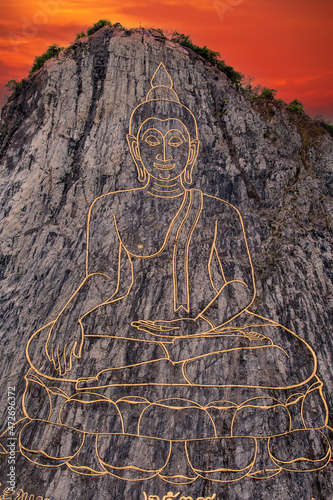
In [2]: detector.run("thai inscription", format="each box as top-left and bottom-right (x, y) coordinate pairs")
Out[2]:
(1, 62), (331, 484)
(143, 492), (216, 500)
(0, 486), (50, 500)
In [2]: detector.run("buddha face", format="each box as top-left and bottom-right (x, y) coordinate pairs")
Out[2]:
(127, 117), (199, 184)
(137, 118), (191, 181)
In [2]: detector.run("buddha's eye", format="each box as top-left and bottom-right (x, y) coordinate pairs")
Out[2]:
(168, 137), (183, 147)
(145, 135), (161, 146)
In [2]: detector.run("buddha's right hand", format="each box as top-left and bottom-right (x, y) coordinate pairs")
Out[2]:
(45, 315), (84, 376)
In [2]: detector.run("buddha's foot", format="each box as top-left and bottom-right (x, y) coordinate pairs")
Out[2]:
(19, 419), (84, 467)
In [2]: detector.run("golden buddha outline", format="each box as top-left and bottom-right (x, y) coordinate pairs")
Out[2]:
(1, 62), (331, 484)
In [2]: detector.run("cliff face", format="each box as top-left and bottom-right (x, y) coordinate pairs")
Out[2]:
(0, 26), (332, 500)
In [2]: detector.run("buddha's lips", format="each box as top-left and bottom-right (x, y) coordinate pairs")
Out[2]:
(154, 162), (176, 170)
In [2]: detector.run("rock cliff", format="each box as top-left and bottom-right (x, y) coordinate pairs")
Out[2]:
(0, 25), (332, 500)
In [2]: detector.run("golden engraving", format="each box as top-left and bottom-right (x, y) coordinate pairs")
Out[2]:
(142, 493), (215, 500)
(3, 61), (329, 483)
(0, 486), (50, 500)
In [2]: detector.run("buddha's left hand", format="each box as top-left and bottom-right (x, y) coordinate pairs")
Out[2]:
(131, 317), (212, 337)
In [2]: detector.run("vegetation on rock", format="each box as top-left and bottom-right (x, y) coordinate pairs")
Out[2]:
(257, 87), (277, 100)
(5, 79), (23, 94)
(75, 31), (86, 40)
(29, 44), (63, 76)
(87, 19), (112, 36)
(3, 20), (332, 134)
(287, 99), (305, 114)
(172, 32), (244, 87)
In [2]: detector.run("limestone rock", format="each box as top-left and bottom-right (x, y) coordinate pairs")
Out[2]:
(0, 26), (332, 500)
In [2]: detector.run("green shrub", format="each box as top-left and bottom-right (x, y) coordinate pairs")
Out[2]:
(287, 99), (304, 114)
(217, 60), (243, 87)
(172, 32), (243, 87)
(172, 33), (219, 65)
(240, 78), (260, 99)
(258, 87), (277, 100)
(87, 19), (111, 36)
(197, 46), (220, 65)
(76, 31), (86, 40)
(5, 79), (23, 92)
(29, 44), (63, 76)
(4, 79), (24, 99)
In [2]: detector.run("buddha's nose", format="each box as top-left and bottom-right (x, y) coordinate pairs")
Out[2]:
(156, 152), (173, 161)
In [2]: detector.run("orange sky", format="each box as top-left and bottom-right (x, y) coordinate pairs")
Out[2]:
(0, 0), (332, 119)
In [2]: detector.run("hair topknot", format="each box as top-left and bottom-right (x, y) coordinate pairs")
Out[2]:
(128, 62), (198, 140)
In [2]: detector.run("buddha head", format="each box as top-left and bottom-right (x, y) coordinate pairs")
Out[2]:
(127, 62), (200, 185)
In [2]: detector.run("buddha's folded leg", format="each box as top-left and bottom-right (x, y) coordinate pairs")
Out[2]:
(76, 358), (187, 388)
(23, 330), (171, 463)
(180, 323), (316, 388)
(23, 317), (330, 476)
(27, 325), (167, 380)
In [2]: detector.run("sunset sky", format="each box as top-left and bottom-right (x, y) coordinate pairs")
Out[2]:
(0, 0), (332, 119)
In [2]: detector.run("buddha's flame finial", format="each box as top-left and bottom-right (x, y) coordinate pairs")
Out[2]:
(150, 62), (173, 89)
(146, 62), (179, 103)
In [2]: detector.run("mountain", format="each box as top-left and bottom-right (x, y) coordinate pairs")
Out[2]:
(0, 25), (332, 500)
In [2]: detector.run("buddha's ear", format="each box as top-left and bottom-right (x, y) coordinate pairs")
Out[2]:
(126, 134), (141, 162)
(184, 139), (200, 185)
(126, 134), (147, 183)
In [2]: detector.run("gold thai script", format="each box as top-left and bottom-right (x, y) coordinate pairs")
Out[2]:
(0, 486), (50, 500)
(143, 492), (216, 500)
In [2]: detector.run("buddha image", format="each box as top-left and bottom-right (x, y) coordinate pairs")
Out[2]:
(14, 63), (330, 483)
